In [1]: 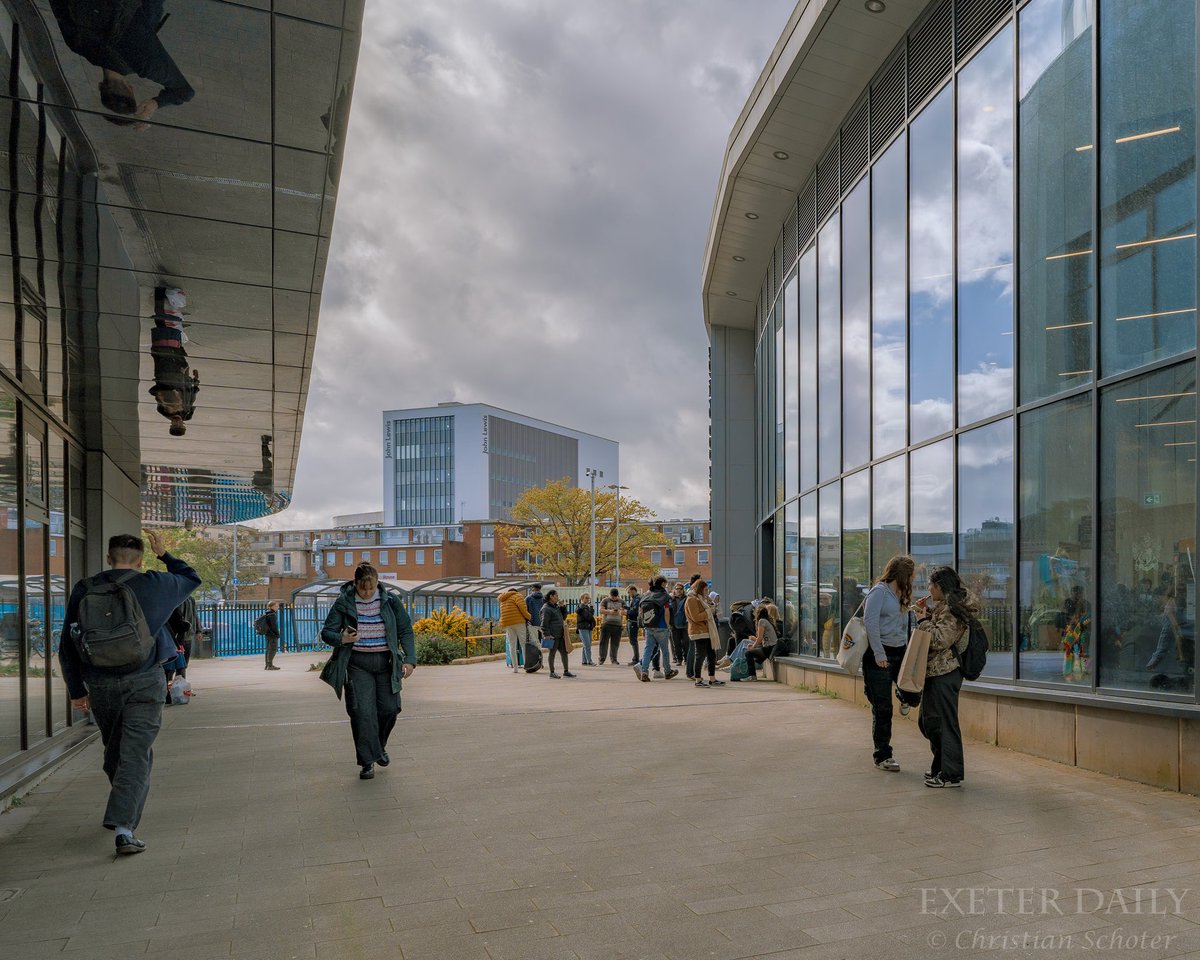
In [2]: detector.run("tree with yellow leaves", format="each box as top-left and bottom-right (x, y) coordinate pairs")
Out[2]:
(496, 479), (660, 586)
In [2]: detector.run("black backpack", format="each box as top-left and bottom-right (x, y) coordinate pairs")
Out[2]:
(73, 571), (155, 669)
(956, 618), (989, 681)
(639, 594), (664, 627)
(253, 613), (270, 636)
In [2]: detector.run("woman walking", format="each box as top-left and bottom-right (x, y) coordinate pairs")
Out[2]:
(320, 564), (416, 780)
(862, 555), (918, 773)
(915, 565), (978, 788)
(541, 589), (576, 678)
(576, 593), (596, 665)
(684, 579), (725, 688)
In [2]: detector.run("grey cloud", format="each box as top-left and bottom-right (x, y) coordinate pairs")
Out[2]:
(266, 0), (796, 530)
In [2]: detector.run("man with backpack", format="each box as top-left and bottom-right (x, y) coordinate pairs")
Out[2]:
(625, 585), (642, 665)
(256, 601), (281, 670)
(632, 577), (677, 682)
(58, 530), (201, 855)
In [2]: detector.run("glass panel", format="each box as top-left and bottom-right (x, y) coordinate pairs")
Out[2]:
(842, 181), (871, 470)
(1099, 364), (1195, 693)
(24, 520), (48, 745)
(785, 274), (799, 501)
(799, 247), (818, 491)
(783, 500), (799, 655)
(1018, 0), (1094, 401)
(818, 482), (841, 658)
(958, 25), (1015, 426)
(0, 300), (12, 376)
(872, 132), (907, 457)
(818, 215), (841, 482)
(25, 429), (44, 505)
(959, 419), (1015, 678)
(1018, 395), (1093, 683)
(1099, 0), (1196, 376)
(798, 493), (817, 655)
(48, 435), (66, 730)
(0, 391), (17, 760)
(910, 85), (955, 442)
(872, 455), (906, 579)
(775, 309), (784, 507)
(775, 508), (785, 631)
(910, 441), (954, 594)
(842, 470), (870, 631)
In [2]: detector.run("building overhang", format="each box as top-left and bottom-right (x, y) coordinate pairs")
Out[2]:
(702, 0), (927, 331)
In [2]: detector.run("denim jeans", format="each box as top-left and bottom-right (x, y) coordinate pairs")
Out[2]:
(640, 627), (671, 673)
(578, 627), (594, 664)
(87, 668), (166, 831)
(345, 650), (400, 767)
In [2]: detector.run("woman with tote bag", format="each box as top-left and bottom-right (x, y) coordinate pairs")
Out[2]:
(862, 555), (919, 773)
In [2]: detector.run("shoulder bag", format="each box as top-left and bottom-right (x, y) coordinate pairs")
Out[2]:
(835, 596), (869, 674)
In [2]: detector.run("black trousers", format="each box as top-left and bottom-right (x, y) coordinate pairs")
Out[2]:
(599, 622), (622, 663)
(344, 650), (400, 767)
(670, 625), (687, 664)
(548, 635), (569, 673)
(692, 637), (716, 678)
(265, 636), (278, 668)
(862, 644), (909, 763)
(745, 645), (772, 678)
(628, 624), (640, 662)
(919, 668), (964, 781)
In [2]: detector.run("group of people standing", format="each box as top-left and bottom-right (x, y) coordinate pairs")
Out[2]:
(860, 555), (978, 788)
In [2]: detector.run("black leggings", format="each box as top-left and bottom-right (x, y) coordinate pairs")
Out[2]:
(692, 637), (716, 678)
(549, 636), (569, 673)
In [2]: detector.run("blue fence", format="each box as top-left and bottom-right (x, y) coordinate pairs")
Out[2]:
(197, 603), (327, 658)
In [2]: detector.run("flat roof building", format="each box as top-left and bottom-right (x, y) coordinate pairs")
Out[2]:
(382, 403), (619, 527)
(703, 0), (1198, 790)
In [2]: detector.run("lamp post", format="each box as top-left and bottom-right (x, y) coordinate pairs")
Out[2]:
(585, 468), (603, 591)
(606, 483), (629, 586)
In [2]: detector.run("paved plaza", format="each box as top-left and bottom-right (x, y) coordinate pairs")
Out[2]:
(3, 657), (1200, 959)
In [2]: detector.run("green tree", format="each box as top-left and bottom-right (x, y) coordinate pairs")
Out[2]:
(143, 527), (266, 600)
(496, 479), (660, 586)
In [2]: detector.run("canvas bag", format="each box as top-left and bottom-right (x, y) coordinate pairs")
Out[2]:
(836, 598), (869, 674)
(897, 626), (931, 693)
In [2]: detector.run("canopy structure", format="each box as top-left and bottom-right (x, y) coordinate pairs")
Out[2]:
(289, 576), (544, 645)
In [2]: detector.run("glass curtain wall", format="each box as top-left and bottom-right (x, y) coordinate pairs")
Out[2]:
(751, 0), (1197, 705)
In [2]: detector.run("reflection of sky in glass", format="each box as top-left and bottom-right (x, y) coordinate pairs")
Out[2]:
(784, 276), (798, 500)
(909, 85), (954, 442)
(842, 180), (870, 471)
(910, 439), (954, 591)
(799, 248), (818, 491)
(775, 318), (783, 506)
(818, 215), (841, 481)
(799, 492), (817, 650)
(1018, 0), (1093, 403)
(958, 25), (1014, 427)
(872, 133), (906, 457)
(784, 500), (799, 646)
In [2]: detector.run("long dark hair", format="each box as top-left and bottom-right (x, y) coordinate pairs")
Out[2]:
(877, 555), (915, 608)
(929, 565), (972, 627)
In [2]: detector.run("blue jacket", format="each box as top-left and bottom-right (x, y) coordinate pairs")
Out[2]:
(58, 553), (201, 699)
(525, 591), (545, 627)
(671, 595), (688, 628)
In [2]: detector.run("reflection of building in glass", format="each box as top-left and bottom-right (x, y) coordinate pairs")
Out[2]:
(0, 0), (363, 788)
(704, 0), (1197, 790)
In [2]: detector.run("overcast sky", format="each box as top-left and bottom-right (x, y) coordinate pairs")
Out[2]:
(263, 0), (797, 529)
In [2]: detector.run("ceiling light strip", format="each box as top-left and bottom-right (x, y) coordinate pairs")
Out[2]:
(1114, 307), (1195, 323)
(1115, 125), (1181, 144)
(1116, 232), (1197, 251)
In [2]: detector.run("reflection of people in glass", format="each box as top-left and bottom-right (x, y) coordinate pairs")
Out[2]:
(48, 0), (194, 128)
(148, 286), (198, 436)
(1145, 585), (1183, 671)
(252, 435), (273, 495)
(1059, 585), (1090, 682)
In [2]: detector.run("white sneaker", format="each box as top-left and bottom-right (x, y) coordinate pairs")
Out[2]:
(875, 758), (900, 772)
(652, 670), (664, 678)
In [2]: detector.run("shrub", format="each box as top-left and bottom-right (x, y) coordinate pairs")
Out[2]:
(415, 632), (460, 665)
(413, 607), (471, 640)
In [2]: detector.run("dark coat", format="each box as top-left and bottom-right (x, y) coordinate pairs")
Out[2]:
(541, 602), (566, 641)
(319, 584), (415, 699)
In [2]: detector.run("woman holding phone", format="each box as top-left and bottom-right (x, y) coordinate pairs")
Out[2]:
(914, 565), (978, 788)
(320, 564), (416, 780)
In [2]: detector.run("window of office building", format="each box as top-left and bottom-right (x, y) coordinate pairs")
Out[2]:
(782, 500), (799, 654)
(784, 274), (798, 500)
(910, 440), (954, 593)
(842, 469), (870, 631)
(0, 391), (18, 761)
(798, 493), (817, 655)
(799, 247), (818, 491)
(394, 416), (455, 526)
(282, 555), (291, 573)
(872, 132), (907, 458)
(379, 551), (388, 565)
(343, 551), (352, 566)
(397, 551), (406, 565)
(872, 456), (906, 579)
(434, 549), (442, 564)
(651, 550), (662, 565)
(818, 215), (841, 482)
(674, 549), (684, 565)
(1099, 364), (1195, 693)
(818, 482), (841, 658)
(698, 549), (709, 565)
(416, 550), (425, 565)
(842, 181), (871, 472)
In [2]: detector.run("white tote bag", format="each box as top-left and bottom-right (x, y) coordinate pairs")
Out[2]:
(835, 598), (869, 674)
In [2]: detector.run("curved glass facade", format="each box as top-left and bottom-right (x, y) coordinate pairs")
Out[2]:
(753, 0), (1198, 701)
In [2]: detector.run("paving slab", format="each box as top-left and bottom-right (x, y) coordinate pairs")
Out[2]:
(2, 654), (1200, 959)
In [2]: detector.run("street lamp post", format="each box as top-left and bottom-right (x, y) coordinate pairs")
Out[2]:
(605, 483), (629, 586)
(585, 468), (603, 592)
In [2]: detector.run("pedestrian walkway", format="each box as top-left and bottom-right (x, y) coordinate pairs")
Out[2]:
(3, 657), (1200, 960)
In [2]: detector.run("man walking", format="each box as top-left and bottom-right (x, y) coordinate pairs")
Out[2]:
(58, 530), (200, 855)
(260, 601), (281, 670)
(633, 577), (678, 682)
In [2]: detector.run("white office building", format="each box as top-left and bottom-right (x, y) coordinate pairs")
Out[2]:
(382, 403), (619, 528)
